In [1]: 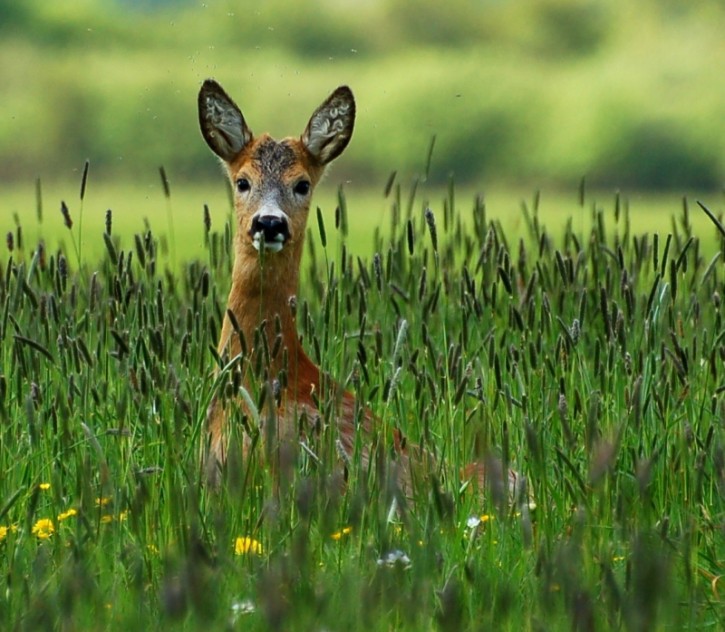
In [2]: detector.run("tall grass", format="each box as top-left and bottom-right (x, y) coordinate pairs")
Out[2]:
(0, 171), (723, 630)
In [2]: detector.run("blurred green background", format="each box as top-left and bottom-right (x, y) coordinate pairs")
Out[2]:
(1, 0), (724, 252)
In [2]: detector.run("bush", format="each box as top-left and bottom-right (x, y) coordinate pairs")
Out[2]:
(596, 118), (722, 189)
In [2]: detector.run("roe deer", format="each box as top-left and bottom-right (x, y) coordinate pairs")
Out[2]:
(198, 80), (521, 502)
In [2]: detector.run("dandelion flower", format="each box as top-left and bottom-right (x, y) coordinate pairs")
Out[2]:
(331, 526), (352, 541)
(0, 525), (18, 541)
(39, 483), (51, 491)
(32, 518), (55, 539)
(95, 497), (111, 507)
(57, 509), (77, 522)
(234, 536), (263, 556)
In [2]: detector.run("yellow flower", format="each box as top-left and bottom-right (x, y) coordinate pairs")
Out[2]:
(234, 536), (263, 556)
(32, 518), (55, 539)
(331, 526), (352, 541)
(95, 497), (111, 507)
(39, 483), (51, 491)
(57, 509), (78, 522)
(100, 515), (113, 525)
(0, 525), (18, 541)
(117, 511), (128, 522)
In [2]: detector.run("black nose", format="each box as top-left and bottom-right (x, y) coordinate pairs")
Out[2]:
(249, 214), (291, 244)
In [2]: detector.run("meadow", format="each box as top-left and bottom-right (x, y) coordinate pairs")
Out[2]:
(0, 167), (723, 630)
(1, 174), (720, 265)
(1, 1), (724, 629)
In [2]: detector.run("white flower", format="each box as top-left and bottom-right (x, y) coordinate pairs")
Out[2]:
(466, 514), (494, 531)
(377, 549), (412, 569)
(230, 598), (256, 623)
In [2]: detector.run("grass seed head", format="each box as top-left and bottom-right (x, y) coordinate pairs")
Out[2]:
(425, 207), (438, 252)
(203, 204), (211, 234)
(79, 159), (90, 201)
(570, 318), (580, 344)
(60, 201), (73, 229)
(159, 166), (171, 198)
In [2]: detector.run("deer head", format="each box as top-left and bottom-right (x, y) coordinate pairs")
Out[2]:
(198, 80), (355, 261)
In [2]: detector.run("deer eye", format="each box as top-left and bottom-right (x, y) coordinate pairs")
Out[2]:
(293, 180), (310, 196)
(236, 178), (251, 193)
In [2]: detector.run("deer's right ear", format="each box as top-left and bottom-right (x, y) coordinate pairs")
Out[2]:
(198, 80), (253, 162)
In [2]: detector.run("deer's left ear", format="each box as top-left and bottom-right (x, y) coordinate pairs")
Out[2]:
(301, 86), (355, 166)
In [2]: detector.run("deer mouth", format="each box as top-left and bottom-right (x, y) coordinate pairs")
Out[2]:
(249, 212), (291, 253)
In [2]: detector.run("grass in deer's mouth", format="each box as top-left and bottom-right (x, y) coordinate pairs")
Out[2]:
(251, 231), (286, 252)
(0, 168), (723, 630)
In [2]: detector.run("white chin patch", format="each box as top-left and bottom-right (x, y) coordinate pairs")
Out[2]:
(251, 232), (286, 253)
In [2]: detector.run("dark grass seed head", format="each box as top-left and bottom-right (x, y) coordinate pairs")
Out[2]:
(203, 204), (211, 234)
(60, 201), (73, 229)
(316, 206), (326, 248)
(36, 241), (46, 270)
(425, 208), (438, 252)
(79, 160), (90, 201)
(159, 166), (171, 198)
(58, 255), (68, 280)
(34, 178), (43, 224)
(373, 253), (383, 292)
(383, 170), (397, 197)
(103, 232), (117, 264)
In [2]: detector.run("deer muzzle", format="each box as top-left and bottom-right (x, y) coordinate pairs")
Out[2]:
(249, 208), (291, 253)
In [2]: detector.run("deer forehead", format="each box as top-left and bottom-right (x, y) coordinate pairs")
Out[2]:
(232, 137), (316, 187)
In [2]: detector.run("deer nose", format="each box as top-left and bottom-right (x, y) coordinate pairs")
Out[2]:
(249, 214), (291, 252)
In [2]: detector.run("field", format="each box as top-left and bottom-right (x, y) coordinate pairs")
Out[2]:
(0, 170), (724, 630)
(2, 175), (720, 264)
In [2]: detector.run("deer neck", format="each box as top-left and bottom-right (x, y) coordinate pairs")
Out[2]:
(221, 237), (312, 381)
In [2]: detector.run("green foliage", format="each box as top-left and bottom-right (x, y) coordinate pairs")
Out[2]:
(0, 169), (724, 629)
(597, 117), (721, 189)
(1, 0), (724, 188)
(528, 0), (612, 56)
